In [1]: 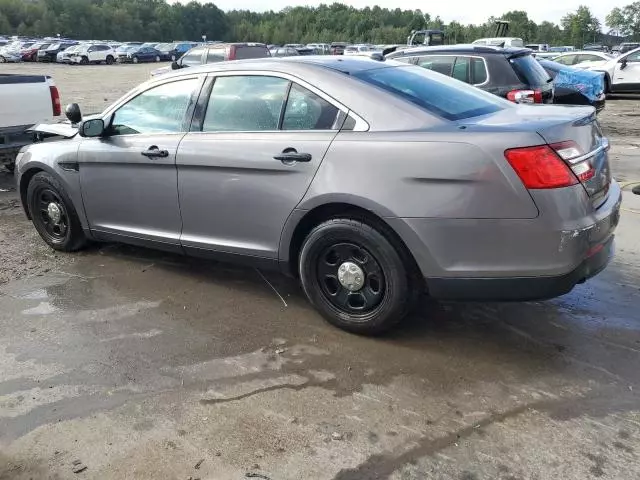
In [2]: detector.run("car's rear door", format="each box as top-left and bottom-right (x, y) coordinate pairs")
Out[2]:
(77, 76), (203, 250)
(176, 73), (342, 260)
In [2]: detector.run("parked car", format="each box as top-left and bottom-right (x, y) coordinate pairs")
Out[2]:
(584, 47), (640, 94)
(583, 43), (609, 52)
(0, 74), (60, 171)
(21, 42), (51, 62)
(57, 44), (84, 63)
(386, 45), (554, 104)
(68, 44), (116, 65)
(156, 42), (196, 61)
(330, 42), (349, 55)
(551, 51), (613, 69)
(114, 42), (144, 57)
(16, 56), (620, 334)
(117, 46), (163, 63)
(525, 43), (549, 52)
(152, 43), (271, 76)
(270, 46), (300, 57)
(307, 43), (331, 54)
(0, 45), (23, 63)
(619, 42), (640, 54)
(37, 42), (78, 62)
(295, 47), (315, 56)
(344, 45), (374, 56)
(549, 46), (574, 53)
(472, 37), (524, 48)
(538, 59), (606, 113)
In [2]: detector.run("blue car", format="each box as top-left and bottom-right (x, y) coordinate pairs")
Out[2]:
(538, 59), (606, 113)
(117, 46), (164, 64)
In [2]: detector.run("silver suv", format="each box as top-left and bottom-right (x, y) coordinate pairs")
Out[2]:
(16, 57), (621, 334)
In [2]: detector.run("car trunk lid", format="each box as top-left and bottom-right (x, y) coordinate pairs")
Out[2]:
(468, 105), (611, 207)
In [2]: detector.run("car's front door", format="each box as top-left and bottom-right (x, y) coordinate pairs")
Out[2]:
(613, 51), (640, 91)
(176, 74), (342, 260)
(78, 76), (202, 251)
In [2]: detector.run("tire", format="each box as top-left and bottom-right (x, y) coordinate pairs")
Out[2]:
(106, 55), (114, 65)
(80, 56), (89, 65)
(299, 218), (415, 335)
(5, 162), (14, 173)
(171, 54), (176, 61)
(604, 76), (611, 95)
(0, 56), (5, 63)
(27, 172), (86, 252)
(155, 55), (161, 62)
(132, 56), (139, 64)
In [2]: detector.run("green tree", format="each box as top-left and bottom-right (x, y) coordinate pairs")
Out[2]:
(561, 5), (601, 47)
(607, 3), (640, 39)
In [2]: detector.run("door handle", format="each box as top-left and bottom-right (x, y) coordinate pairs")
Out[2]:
(273, 152), (312, 163)
(141, 146), (169, 158)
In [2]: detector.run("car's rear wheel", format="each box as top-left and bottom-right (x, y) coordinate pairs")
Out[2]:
(155, 55), (161, 62)
(80, 56), (89, 65)
(106, 55), (114, 65)
(299, 218), (415, 335)
(0, 56), (5, 63)
(27, 172), (86, 252)
(132, 56), (139, 64)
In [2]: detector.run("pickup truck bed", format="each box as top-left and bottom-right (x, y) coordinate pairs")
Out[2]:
(0, 74), (60, 171)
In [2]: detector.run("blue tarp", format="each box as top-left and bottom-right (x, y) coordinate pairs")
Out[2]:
(554, 69), (605, 102)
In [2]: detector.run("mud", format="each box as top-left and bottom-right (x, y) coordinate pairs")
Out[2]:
(1, 67), (640, 479)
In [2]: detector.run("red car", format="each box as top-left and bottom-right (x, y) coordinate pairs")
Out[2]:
(21, 42), (51, 62)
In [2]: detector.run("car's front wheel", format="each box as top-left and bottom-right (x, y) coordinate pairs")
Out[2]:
(132, 56), (139, 64)
(299, 218), (416, 335)
(155, 55), (161, 62)
(106, 55), (114, 65)
(27, 172), (87, 252)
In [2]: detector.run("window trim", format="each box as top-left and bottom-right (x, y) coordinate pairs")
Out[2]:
(411, 54), (490, 87)
(189, 70), (368, 133)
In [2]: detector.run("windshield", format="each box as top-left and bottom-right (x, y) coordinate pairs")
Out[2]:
(47, 43), (61, 50)
(354, 65), (508, 121)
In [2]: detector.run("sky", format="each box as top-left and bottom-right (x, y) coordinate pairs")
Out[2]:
(207, 0), (629, 29)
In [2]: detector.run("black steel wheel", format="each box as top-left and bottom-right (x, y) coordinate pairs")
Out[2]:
(27, 172), (86, 252)
(299, 218), (416, 335)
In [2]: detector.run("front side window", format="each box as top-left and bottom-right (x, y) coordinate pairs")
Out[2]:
(282, 84), (339, 130)
(577, 54), (603, 63)
(554, 55), (575, 65)
(206, 48), (226, 63)
(451, 56), (470, 83)
(181, 48), (204, 66)
(110, 79), (199, 135)
(203, 76), (289, 132)
(625, 51), (640, 62)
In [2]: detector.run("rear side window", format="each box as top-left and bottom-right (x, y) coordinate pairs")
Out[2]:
(416, 55), (455, 76)
(354, 65), (507, 121)
(576, 54), (604, 64)
(282, 84), (339, 130)
(235, 46), (270, 59)
(509, 54), (551, 87)
(452, 57), (470, 83)
(553, 54), (575, 65)
(471, 58), (488, 84)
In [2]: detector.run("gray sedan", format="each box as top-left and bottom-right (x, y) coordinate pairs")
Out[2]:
(16, 57), (621, 334)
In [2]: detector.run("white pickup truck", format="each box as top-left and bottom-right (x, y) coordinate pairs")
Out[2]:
(0, 74), (61, 172)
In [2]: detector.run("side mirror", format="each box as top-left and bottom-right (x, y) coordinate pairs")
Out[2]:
(620, 59), (628, 69)
(171, 61), (181, 70)
(79, 118), (105, 138)
(64, 103), (82, 124)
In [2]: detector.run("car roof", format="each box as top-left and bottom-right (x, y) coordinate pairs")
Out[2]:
(390, 44), (530, 56)
(554, 50), (609, 56)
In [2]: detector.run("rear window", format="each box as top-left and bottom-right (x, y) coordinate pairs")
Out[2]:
(509, 54), (551, 87)
(235, 46), (270, 59)
(354, 65), (507, 121)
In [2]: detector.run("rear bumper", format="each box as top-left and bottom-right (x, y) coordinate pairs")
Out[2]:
(427, 234), (615, 301)
(388, 180), (622, 301)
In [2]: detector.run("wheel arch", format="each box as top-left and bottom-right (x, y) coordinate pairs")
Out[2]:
(280, 199), (425, 283)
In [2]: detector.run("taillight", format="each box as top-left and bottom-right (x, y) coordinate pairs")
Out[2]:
(49, 85), (61, 116)
(549, 140), (596, 184)
(506, 89), (543, 104)
(504, 145), (578, 189)
(228, 45), (236, 60)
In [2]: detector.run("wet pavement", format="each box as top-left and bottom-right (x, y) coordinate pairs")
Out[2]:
(1, 98), (640, 479)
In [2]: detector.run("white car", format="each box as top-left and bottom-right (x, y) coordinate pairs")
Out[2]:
(68, 44), (116, 65)
(344, 45), (373, 56)
(57, 44), (84, 63)
(551, 51), (613, 70)
(583, 47), (640, 94)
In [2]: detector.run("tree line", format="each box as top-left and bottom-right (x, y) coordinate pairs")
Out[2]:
(0, 0), (637, 46)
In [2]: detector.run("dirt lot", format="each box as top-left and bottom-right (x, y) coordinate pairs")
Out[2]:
(1, 63), (640, 480)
